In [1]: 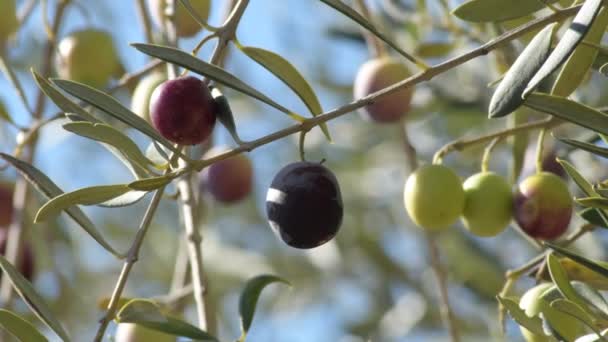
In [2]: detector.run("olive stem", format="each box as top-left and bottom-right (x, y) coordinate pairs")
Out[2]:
(535, 128), (548, 174)
(353, 0), (388, 58)
(481, 137), (502, 173)
(0, 0), (69, 307)
(135, 0), (154, 45)
(433, 118), (560, 165)
(426, 232), (461, 342)
(92, 168), (172, 342)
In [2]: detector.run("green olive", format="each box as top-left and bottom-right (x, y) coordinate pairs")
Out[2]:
(131, 72), (167, 122)
(56, 29), (121, 88)
(114, 323), (176, 342)
(461, 172), (512, 237)
(403, 164), (465, 230)
(519, 283), (583, 342)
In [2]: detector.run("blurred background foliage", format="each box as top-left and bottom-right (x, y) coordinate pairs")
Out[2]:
(1, 0), (608, 341)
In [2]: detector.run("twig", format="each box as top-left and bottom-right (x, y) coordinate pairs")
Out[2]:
(426, 232), (460, 342)
(135, 0), (154, 44)
(0, 0), (69, 306)
(93, 153), (179, 341)
(190, 5), (582, 172)
(354, 0), (387, 58)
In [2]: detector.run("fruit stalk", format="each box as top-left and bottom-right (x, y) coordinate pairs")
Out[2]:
(400, 123), (460, 342)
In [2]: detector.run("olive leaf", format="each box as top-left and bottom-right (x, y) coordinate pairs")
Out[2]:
(0, 309), (48, 342)
(452, 0), (559, 23)
(488, 23), (555, 118)
(239, 275), (290, 341)
(237, 45), (332, 141)
(523, 0), (604, 96)
(0, 153), (122, 257)
(0, 256), (70, 342)
(551, 7), (608, 96)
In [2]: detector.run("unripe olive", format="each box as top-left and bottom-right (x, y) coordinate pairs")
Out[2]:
(114, 323), (176, 342)
(56, 29), (121, 88)
(514, 172), (572, 240)
(148, 0), (210, 37)
(353, 57), (414, 123)
(519, 283), (583, 342)
(404, 164), (465, 231)
(0, 229), (35, 282)
(461, 172), (512, 237)
(266, 162), (343, 249)
(0, 0), (18, 46)
(131, 72), (167, 122)
(149, 76), (216, 145)
(200, 147), (253, 204)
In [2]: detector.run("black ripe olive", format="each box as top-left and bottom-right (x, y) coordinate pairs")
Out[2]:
(266, 162), (343, 249)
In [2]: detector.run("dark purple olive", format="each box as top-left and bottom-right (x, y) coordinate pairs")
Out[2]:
(149, 76), (216, 145)
(266, 162), (343, 249)
(0, 229), (35, 281)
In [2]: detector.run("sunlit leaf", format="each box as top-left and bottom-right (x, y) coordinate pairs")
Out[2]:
(552, 8), (608, 96)
(545, 243), (608, 280)
(238, 45), (331, 141)
(496, 296), (545, 336)
(550, 299), (606, 341)
(524, 0), (604, 96)
(525, 94), (608, 136)
(452, 0), (559, 22)
(0, 309), (48, 342)
(116, 299), (217, 341)
(239, 275), (290, 339)
(35, 185), (132, 222)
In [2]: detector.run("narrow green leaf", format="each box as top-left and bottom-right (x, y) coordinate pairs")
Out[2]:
(210, 86), (242, 144)
(415, 41), (456, 58)
(63, 122), (156, 173)
(31, 70), (99, 122)
(0, 153), (122, 257)
(551, 299), (606, 341)
(545, 243), (608, 280)
(571, 281), (608, 318)
(177, 0), (209, 27)
(576, 197), (608, 210)
(525, 94), (608, 136)
(116, 299), (217, 341)
(552, 8), (608, 96)
(51, 79), (182, 155)
(128, 175), (173, 191)
(238, 45), (331, 141)
(524, 0), (604, 96)
(452, 0), (558, 22)
(239, 275), (290, 337)
(131, 43), (305, 122)
(579, 208), (608, 228)
(547, 253), (591, 312)
(557, 137), (608, 159)
(318, 0), (425, 67)
(496, 296), (545, 336)
(0, 256), (70, 342)
(0, 309), (48, 342)
(489, 24), (555, 118)
(558, 158), (608, 228)
(35, 185), (132, 222)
